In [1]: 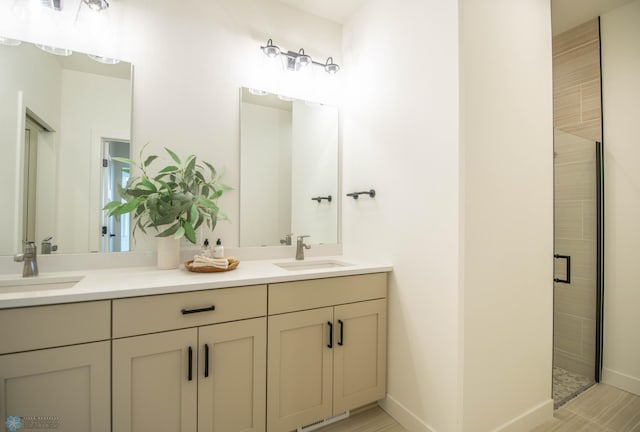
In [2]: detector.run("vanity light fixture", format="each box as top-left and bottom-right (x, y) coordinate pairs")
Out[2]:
(261, 39), (280, 58)
(40, 0), (63, 11)
(248, 88), (268, 96)
(36, 44), (73, 56)
(324, 57), (340, 74)
(294, 48), (312, 70)
(82, 0), (109, 11)
(88, 54), (120, 64)
(260, 39), (340, 74)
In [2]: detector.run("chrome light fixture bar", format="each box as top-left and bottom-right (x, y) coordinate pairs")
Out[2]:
(36, 44), (73, 56)
(260, 39), (340, 74)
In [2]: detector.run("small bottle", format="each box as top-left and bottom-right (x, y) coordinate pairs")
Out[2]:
(213, 238), (224, 259)
(201, 238), (213, 258)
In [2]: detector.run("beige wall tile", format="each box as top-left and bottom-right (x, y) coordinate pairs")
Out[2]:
(582, 318), (596, 358)
(583, 200), (596, 240)
(555, 161), (597, 201)
(581, 79), (602, 122)
(554, 350), (596, 378)
(553, 40), (600, 92)
(555, 86), (582, 128)
(560, 120), (602, 142)
(553, 19), (599, 57)
(555, 312), (583, 354)
(556, 200), (583, 240)
(554, 130), (596, 165)
(554, 239), (597, 280)
(554, 277), (596, 320)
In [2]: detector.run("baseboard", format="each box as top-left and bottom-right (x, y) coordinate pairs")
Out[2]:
(602, 367), (640, 396)
(378, 394), (436, 432)
(493, 399), (554, 432)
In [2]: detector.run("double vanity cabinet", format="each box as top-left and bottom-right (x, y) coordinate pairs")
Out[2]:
(0, 271), (387, 432)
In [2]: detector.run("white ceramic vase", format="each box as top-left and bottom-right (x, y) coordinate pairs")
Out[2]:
(157, 236), (180, 269)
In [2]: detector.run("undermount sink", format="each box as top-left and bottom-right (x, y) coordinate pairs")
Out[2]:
(275, 259), (353, 271)
(0, 275), (84, 294)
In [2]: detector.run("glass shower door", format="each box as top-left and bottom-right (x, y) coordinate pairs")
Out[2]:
(553, 129), (604, 406)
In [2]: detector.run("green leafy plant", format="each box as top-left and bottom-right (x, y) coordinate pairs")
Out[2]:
(103, 145), (230, 244)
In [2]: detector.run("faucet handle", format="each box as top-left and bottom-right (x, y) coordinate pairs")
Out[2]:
(297, 235), (310, 240)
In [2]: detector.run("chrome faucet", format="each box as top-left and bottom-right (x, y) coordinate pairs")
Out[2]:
(295, 235), (311, 260)
(41, 236), (58, 254)
(280, 233), (293, 246)
(14, 241), (39, 277)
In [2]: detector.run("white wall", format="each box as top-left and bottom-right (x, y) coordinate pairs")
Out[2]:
(459, 1), (554, 430)
(601, 0), (640, 396)
(343, 0), (554, 431)
(0, 0), (343, 251)
(342, 1), (461, 430)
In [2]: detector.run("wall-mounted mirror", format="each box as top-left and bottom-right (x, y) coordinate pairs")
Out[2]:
(0, 39), (132, 255)
(239, 88), (339, 247)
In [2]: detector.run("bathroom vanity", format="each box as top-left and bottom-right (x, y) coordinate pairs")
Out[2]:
(0, 259), (390, 432)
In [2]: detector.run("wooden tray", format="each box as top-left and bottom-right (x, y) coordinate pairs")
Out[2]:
(184, 258), (240, 273)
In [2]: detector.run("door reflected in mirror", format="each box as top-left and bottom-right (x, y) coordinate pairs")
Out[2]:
(0, 40), (133, 255)
(239, 88), (339, 247)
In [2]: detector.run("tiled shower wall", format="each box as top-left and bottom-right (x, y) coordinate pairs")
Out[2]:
(552, 19), (601, 379)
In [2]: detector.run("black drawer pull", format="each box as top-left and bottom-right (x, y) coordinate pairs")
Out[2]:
(204, 344), (210, 378)
(338, 320), (344, 346)
(188, 346), (193, 381)
(327, 321), (333, 348)
(181, 305), (216, 315)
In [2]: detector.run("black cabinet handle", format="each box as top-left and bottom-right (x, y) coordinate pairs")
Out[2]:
(181, 305), (216, 315)
(188, 346), (193, 381)
(338, 320), (344, 346)
(327, 321), (333, 348)
(204, 344), (210, 378)
(554, 254), (571, 284)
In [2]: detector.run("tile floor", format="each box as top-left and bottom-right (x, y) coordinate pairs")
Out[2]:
(320, 384), (640, 432)
(533, 384), (640, 431)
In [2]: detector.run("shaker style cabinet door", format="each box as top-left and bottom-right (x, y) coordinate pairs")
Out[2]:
(0, 341), (110, 432)
(197, 317), (266, 432)
(267, 307), (334, 432)
(112, 328), (198, 432)
(333, 299), (387, 414)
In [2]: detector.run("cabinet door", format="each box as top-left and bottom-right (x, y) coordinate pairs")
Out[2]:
(267, 308), (334, 432)
(333, 299), (387, 414)
(198, 317), (266, 432)
(0, 341), (110, 432)
(113, 328), (198, 432)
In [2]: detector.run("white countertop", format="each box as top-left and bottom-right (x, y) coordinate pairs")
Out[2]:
(0, 256), (392, 309)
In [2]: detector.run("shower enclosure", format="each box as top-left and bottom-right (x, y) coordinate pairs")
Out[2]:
(553, 129), (604, 406)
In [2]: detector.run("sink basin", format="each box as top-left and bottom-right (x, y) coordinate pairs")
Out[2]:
(0, 275), (84, 294)
(275, 260), (353, 271)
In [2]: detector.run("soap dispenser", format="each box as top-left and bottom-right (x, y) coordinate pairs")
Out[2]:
(201, 238), (213, 258)
(213, 238), (224, 259)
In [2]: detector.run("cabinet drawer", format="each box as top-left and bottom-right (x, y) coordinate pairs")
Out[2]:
(113, 285), (267, 338)
(0, 301), (110, 354)
(269, 274), (386, 315)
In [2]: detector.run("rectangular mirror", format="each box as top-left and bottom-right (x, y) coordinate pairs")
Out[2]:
(0, 39), (132, 255)
(239, 88), (339, 247)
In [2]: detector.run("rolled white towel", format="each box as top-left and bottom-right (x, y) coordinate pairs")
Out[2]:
(191, 255), (229, 269)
